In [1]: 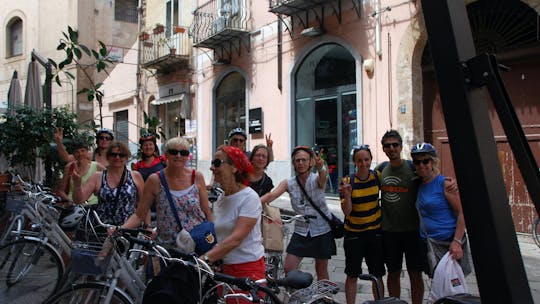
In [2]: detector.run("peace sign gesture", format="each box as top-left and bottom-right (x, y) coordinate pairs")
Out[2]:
(265, 133), (273, 148)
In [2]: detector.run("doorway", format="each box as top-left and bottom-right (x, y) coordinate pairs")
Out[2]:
(294, 43), (357, 195)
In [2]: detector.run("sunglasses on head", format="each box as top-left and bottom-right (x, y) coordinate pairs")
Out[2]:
(383, 142), (400, 149)
(352, 144), (370, 151)
(168, 149), (190, 156)
(108, 152), (127, 158)
(211, 158), (230, 168)
(413, 158), (432, 165)
(99, 136), (113, 141)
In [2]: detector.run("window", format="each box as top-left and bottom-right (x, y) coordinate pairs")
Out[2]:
(7, 18), (23, 57)
(115, 0), (138, 23)
(114, 110), (129, 146)
(215, 72), (246, 147)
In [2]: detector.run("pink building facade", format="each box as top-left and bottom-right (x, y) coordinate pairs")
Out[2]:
(182, 0), (540, 232)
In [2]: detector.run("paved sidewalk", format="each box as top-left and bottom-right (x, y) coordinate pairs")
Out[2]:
(270, 195), (540, 303)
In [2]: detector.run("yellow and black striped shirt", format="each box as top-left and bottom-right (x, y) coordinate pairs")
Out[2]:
(343, 171), (381, 233)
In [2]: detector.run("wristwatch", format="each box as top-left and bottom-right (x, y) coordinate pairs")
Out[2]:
(453, 237), (464, 245)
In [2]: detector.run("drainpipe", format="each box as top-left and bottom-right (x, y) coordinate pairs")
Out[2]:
(375, 0), (382, 58)
(136, 0), (143, 133)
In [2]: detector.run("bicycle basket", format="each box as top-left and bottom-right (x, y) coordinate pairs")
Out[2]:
(71, 242), (113, 275)
(5, 193), (26, 213)
(289, 280), (340, 304)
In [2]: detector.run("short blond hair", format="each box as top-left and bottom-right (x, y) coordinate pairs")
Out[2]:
(164, 137), (190, 151)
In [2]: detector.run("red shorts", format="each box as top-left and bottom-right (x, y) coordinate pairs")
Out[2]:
(220, 257), (265, 304)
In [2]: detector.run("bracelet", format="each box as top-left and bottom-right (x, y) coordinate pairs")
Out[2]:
(453, 238), (463, 245)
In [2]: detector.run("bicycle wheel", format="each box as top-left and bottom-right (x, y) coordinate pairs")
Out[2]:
(0, 238), (64, 303)
(0, 215), (25, 245)
(533, 217), (540, 249)
(45, 282), (133, 304)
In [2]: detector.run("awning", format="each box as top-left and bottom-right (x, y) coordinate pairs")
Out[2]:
(151, 93), (185, 106)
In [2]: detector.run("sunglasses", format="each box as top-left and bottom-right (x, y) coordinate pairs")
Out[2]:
(352, 144), (370, 151)
(230, 138), (245, 143)
(168, 149), (190, 156)
(98, 136), (113, 141)
(211, 158), (230, 168)
(413, 158), (432, 165)
(108, 152), (127, 158)
(383, 142), (400, 149)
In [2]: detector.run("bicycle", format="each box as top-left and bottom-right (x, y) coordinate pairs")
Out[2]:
(265, 207), (315, 280)
(533, 216), (540, 249)
(143, 246), (333, 304)
(0, 182), (71, 303)
(45, 211), (163, 304)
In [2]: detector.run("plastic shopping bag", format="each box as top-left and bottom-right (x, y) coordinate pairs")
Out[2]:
(428, 252), (469, 304)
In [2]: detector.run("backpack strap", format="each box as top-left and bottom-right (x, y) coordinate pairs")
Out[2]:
(191, 169), (196, 185)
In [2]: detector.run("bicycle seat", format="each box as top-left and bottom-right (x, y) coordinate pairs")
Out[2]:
(274, 269), (313, 289)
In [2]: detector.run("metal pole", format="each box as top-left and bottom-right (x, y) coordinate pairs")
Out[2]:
(421, 1), (533, 302)
(31, 49), (52, 109)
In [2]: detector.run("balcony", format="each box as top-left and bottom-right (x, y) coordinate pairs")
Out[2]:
(268, 0), (329, 16)
(268, 0), (361, 35)
(140, 26), (191, 73)
(191, 0), (250, 61)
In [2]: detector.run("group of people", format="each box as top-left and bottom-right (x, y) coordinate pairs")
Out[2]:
(54, 127), (274, 290)
(335, 130), (468, 304)
(54, 126), (467, 304)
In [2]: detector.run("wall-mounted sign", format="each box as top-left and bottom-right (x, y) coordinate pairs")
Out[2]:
(106, 46), (124, 63)
(249, 107), (263, 134)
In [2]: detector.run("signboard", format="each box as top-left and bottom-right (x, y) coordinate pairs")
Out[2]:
(248, 108), (263, 134)
(107, 46), (124, 63)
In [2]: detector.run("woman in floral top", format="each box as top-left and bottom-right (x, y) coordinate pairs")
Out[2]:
(73, 141), (144, 226)
(121, 137), (213, 247)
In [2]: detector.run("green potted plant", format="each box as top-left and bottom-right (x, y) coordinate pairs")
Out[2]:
(0, 105), (83, 185)
(158, 37), (176, 55)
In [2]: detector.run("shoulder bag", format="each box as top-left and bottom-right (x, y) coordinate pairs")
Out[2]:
(295, 175), (344, 239)
(158, 170), (217, 255)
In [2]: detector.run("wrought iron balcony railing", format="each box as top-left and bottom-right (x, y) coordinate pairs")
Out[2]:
(268, 0), (330, 16)
(191, 0), (249, 50)
(140, 25), (191, 72)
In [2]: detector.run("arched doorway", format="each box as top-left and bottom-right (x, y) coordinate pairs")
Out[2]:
(422, 0), (540, 232)
(214, 71), (246, 148)
(294, 43), (357, 194)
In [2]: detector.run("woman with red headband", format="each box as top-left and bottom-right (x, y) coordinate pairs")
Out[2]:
(261, 146), (335, 280)
(203, 145), (265, 287)
(133, 133), (167, 181)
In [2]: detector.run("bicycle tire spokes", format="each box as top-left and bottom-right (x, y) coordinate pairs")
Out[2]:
(0, 239), (63, 303)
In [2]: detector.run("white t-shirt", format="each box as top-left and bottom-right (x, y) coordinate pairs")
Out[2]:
(213, 187), (264, 264)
